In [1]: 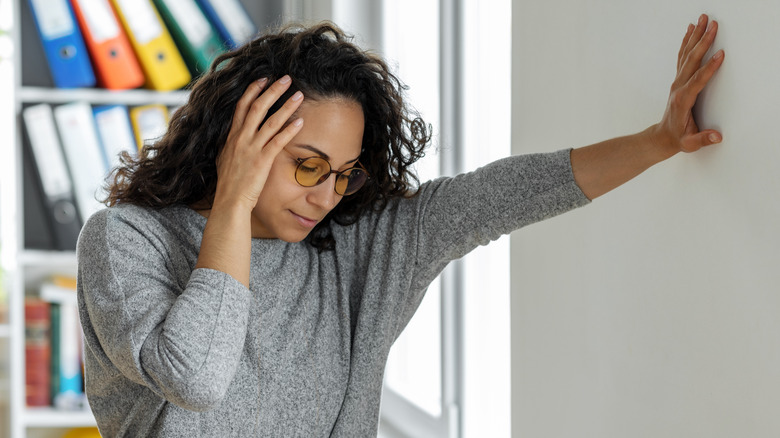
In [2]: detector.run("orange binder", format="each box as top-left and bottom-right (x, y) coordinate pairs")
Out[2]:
(70, 0), (144, 90)
(110, 0), (191, 91)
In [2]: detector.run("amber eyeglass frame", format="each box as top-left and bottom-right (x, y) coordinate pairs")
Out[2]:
(294, 157), (369, 196)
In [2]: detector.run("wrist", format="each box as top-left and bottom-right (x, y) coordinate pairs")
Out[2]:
(645, 124), (681, 163)
(212, 182), (259, 214)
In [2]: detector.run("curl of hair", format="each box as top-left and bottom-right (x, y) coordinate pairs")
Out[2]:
(104, 21), (431, 251)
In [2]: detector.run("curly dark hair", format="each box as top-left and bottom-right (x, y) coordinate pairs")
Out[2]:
(104, 21), (431, 251)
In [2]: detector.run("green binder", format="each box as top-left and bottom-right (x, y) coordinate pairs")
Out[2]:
(152, 0), (226, 76)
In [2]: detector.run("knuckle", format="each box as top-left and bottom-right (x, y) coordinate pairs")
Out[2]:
(247, 99), (268, 119)
(670, 89), (686, 108)
(263, 113), (285, 131)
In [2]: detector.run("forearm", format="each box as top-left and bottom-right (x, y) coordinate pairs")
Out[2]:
(570, 124), (678, 200)
(195, 199), (252, 288)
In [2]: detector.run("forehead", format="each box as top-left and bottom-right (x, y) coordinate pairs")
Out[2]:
(288, 99), (364, 164)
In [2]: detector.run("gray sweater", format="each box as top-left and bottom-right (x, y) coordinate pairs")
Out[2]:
(77, 150), (589, 437)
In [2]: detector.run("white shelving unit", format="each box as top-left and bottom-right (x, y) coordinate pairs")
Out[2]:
(2, 1), (298, 437)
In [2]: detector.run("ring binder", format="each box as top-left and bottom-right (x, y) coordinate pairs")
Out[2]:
(71, 0), (145, 90)
(22, 104), (83, 250)
(27, 0), (96, 88)
(110, 0), (192, 91)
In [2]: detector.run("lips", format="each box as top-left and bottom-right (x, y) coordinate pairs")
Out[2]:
(290, 211), (319, 228)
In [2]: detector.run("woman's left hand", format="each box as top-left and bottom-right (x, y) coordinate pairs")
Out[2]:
(652, 14), (725, 155)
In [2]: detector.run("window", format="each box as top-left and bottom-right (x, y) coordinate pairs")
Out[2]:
(381, 0), (443, 412)
(313, 0), (512, 436)
(380, 0), (511, 436)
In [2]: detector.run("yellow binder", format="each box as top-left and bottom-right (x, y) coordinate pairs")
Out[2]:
(129, 104), (170, 151)
(110, 0), (191, 91)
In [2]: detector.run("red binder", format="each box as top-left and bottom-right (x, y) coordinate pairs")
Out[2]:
(70, 0), (144, 90)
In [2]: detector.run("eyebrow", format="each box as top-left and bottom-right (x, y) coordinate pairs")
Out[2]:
(294, 144), (360, 165)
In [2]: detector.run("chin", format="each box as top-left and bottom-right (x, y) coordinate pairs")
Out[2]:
(275, 228), (313, 243)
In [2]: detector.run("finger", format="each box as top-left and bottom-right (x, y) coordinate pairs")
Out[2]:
(681, 129), (722, 152)
(231, 78), (268, 133)
(678, 23), (695, 71)
(683, 49), (725, 100)
(682, 14), (709, 61)
(254, 90), (304, 147)
(680, 19), (719, 82)
(669, 53), (723, 127)
(260, 117), (305, 160)
(243, 75), (294, 132)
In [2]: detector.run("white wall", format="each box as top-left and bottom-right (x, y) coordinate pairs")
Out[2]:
(510, 1), (780, 437)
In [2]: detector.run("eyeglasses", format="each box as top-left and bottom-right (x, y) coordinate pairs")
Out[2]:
(295, 157), (369, 196)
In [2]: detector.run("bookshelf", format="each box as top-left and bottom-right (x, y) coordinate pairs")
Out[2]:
(1, 1), (309, 437)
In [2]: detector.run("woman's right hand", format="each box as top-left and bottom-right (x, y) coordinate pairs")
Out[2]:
(214, 75), (305, 211)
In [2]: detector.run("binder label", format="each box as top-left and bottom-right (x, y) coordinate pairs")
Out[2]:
(114, 0), (163, 44)
(30, 0), (75, 40)
(22, 105), (73, 198)
(164, 0), (211, 47)
(94, 106), (136, 169)
(79, 0), (121, 43)
(136, 107), (168, 145)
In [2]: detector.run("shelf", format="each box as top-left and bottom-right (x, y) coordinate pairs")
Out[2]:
(6, 1), (290, 436)
(20, 250), (77, 268)
(23, 406), (96, 428)
(19, 87), (190, 106)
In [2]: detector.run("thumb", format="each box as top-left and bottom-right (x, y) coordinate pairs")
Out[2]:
(682, 129), (722, 152)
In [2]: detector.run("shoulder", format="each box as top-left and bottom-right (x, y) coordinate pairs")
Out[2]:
(78, 204), (203, 258)
(81, 204), (167, 240)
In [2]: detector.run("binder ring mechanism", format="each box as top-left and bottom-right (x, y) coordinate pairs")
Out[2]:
(60, 45), (76, 59)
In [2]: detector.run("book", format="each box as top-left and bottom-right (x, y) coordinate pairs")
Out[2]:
(41, 277), (85, 410)
(25, 298), (51, 407)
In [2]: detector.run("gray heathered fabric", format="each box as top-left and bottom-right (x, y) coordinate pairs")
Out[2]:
(76, 149), (590, 437)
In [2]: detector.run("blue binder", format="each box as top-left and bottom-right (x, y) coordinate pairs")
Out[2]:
(27, 0), (96, 88)
(93, 105), (137, 171)
(195, 0), (257, 49)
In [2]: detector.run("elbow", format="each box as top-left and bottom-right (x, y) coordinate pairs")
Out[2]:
(165, 377), (230, 412)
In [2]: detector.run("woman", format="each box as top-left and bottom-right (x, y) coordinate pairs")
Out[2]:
(77, 16), (723, 437)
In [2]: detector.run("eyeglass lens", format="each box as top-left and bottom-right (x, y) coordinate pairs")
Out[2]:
(295, 157), (367, 195)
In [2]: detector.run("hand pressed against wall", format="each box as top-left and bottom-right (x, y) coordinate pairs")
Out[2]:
(653, 14), (725, 154)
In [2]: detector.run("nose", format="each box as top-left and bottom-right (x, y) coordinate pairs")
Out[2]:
(307, 174), (342, 210)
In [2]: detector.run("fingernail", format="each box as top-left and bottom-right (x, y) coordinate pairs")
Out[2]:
(292, 118), (303, 127)
(713, 50), (724, 60)
(709, 133), (722, 143)
(280, 75), (291, 84)
(291, 91), (303, 101)
(257, 78), (268, 85)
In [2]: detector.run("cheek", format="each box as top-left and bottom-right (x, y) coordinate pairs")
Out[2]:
(255, 157), (298, 205)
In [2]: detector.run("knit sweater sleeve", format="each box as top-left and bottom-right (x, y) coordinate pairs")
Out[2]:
(338, 150), (590, 343)
(76, 206), (252, 412)
(409, 149), (590, 292)
(414, 150), (590, 285)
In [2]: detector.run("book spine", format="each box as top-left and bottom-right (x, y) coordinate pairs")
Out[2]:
(25, 298), (51, 407)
